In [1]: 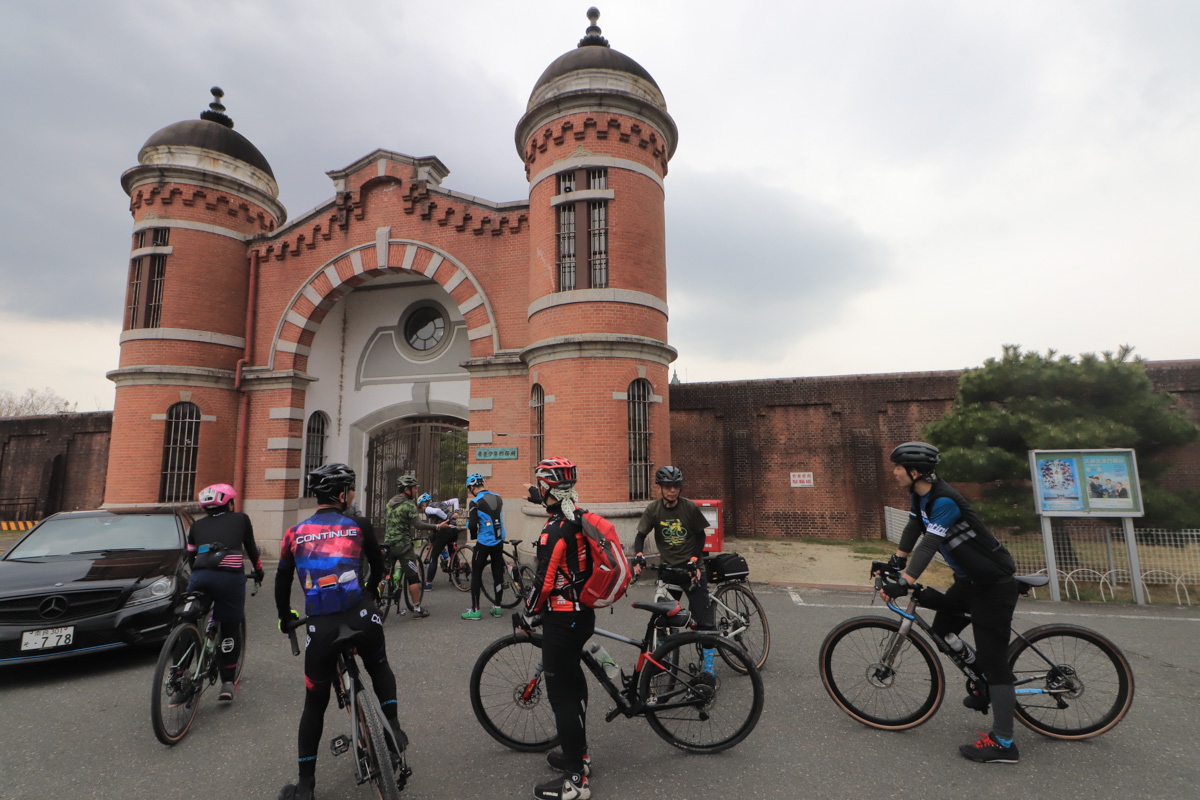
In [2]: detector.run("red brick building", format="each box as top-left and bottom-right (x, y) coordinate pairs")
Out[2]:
(105, 11), (677, 549)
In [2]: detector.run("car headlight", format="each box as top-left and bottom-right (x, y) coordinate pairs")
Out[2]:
(126, 576), (176, 606)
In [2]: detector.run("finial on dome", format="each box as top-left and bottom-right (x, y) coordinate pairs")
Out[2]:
(578, 7), (610, 48)
(200, 86), (235, 129)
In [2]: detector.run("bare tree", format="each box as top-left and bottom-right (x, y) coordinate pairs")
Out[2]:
(0, 387), (76, 417)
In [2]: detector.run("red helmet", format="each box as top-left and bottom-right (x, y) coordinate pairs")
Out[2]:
(534, 457), (577, 490)
(198, 483), (236, 509)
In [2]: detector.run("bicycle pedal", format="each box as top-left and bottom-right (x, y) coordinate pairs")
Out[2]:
(330, 734), (351, 756)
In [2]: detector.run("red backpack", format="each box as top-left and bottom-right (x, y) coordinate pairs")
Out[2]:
(574, 510), (631, 608)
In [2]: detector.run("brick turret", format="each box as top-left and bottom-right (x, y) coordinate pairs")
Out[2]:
(105, 88), (284, 507)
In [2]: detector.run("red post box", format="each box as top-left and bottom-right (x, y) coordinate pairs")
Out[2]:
(693, 499), (723, 552)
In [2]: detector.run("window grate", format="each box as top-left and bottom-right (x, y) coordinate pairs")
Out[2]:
(557, 204), (576, 291)
(303, 412), (329, 497)
(159, 402), (201, 503)
(127, 258), (143, 329)
(531, 384), (545, 465)
(587, 168), (607, 190)
(588, 201), (608, 289)
(628, 379), (653, 500)
(134, 230), (146, 249)
(152, 227), (170, 247)
(146, 255), (167, 328)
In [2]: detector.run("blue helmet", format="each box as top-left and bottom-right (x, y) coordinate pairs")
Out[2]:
(466, 473), (485, 489)
(417, 492), (431, 505)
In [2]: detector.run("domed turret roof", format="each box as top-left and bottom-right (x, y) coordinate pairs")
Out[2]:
(528, 8), (660, 100)
(139, 87), (274, 179)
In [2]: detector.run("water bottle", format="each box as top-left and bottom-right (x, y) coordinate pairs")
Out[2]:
(589, 642), (623, 685)
(944, 632), (976, 664)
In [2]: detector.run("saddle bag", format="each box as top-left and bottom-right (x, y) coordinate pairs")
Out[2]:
(705, 552), (750, 583)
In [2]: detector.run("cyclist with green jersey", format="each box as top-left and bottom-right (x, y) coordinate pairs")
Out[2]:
(385, 475), (448, 618)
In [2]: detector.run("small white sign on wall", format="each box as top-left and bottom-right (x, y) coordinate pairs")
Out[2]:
(791, 472), (814, 488)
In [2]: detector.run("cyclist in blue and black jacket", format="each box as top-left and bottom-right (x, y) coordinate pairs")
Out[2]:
(881, 441), (1021, 764)
(462, 473), (507, 620)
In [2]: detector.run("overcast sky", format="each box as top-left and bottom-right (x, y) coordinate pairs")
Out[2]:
(2, 1), (1198, 410)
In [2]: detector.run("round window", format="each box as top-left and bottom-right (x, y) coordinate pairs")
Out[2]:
(404, 306), (446, 352)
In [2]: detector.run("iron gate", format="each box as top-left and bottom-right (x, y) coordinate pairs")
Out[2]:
(366, 417), (467, 533)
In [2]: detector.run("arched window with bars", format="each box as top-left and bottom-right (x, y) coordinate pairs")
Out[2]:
(530, 384), (545, 465)
(159, 401), (201, 503)
(627, 378), (653, 500)
(303, 411), (330, 497)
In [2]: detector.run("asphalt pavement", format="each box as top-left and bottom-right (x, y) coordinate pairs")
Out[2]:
(2, 569), (1198, 800)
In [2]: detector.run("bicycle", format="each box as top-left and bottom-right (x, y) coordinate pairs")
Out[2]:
(478, 538), (536, 609)
(469, 601), (765, 754)
(642, 558), (770, 673)
(283, 617), (411, 799)
(819, 562), (1135, 740)
(378, 541), (427, 620)
(418, 528), (473, 592)
(150, 579), (257, 745)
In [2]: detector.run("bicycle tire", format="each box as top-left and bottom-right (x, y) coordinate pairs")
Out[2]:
(234, 616), (247, 683)
(481, 551), (523, 609)
(469, 633), (559, 752)
(517, 565), (536, 605)
(357, 685), (402, 800)
(150, 622), (205, 745)
(451, 546), (473, 592)
(638, 631), (764, 753)
(1007, 623), (1134, 740)
(713, 582), (770, 672)
(378, 576), (394, 622)
(819, 616), (945, 731)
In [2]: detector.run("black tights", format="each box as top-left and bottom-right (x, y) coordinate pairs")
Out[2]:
(470, 542), (506, 610)
(297, 656), (398, 780)
(541, 610), (595, 774)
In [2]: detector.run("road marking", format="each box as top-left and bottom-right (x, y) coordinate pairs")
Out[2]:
(787, 587), (805, 606)
(782, 600), (1200, 623)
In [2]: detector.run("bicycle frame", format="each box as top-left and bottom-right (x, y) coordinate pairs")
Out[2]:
(332, 652), (378, 787)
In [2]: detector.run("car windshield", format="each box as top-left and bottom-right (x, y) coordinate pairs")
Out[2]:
(5, 514), (181, 558)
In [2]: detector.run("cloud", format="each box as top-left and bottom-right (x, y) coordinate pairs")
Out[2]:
(665, 170), (888, 362)
(0, 313), (119, 411)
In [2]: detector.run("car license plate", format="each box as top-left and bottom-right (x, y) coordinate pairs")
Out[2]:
(20, 626), (75, 651)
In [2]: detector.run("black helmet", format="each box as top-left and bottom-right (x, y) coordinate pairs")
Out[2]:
(654, 465), (683, 485)
(396, 475), (419, 490)
(890, 442), (940, 476)
(308, 463), (356, 501)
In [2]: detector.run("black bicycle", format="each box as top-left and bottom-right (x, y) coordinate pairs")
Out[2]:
(469, 601), (764, 754)
(284, 617), (411, 799)
(378, 542), (426, 620)
(819, 563), (1135, 740)
(150, 580), (256, 745)
(419, 530), (473, 592)
(479, 538), (536, 609)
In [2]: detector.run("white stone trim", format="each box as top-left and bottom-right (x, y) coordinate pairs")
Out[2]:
(285, 311), (319, 332)
(650, 394), (663, 403)
(323, 264), (343, 289)
(275, 339), (311, 356)
(458, 294), (483, 314)
(551, 188), (614, 207)
(120, 328), (245, 349)
(400, 244), (418, 272)
(130, 246), (174, 257)
(270, 407), (306, 420)
(521, 334), (677, 369)
(132, 218), (248, 241)
(468, 323), (493, 341)
(467, 430), (493, 444)
(200, 414), (217, 422)
(375, 227), (391, 268)
(529, 154), (666, 192)
(544, 394), (556, 403)
(107, 365), (235, 389)
(443, 270), (466, 293)
(123, 163), (285, 224)
(466, 464), (493, 477)
(267, 437), (304, 450)
(612, 392), (627, 401)
(350, 250), (366, 275)
(265, 468), (303, 481)
(302, 285), (323, 306)
(377, 159), (387, 177)
(528, 288), (668, 320)
(150, 413), (167, 420)
(133, 144), (279, 196)
(422, 253), (444, 278)
(469, 397), (494, 411)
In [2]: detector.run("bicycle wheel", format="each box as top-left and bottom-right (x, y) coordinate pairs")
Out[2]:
(1007, 623), (1134, 740)
(638, 631), (763, 753)
(356, 684), (402, 800)
(481, 552), (523, 609)
(450, 546), (473, 592)
(517, 565), (536, 604)
(713, 582), (770, 672)
(150, 622), (205, 745)
(378, 576), (394, 622)
(234, 616), (247, 683)
(819, 616), (944, 731)
(469, 633), (559, 752)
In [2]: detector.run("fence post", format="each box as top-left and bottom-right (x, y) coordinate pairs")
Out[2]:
(1040, 516), (1061, 602)
(1122, 518), (1146, 605)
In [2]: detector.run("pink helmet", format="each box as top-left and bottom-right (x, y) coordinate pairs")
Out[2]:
(198, 483), (237, 509)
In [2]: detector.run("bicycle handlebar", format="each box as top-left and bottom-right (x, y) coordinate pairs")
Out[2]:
(284, 616), (309, 657)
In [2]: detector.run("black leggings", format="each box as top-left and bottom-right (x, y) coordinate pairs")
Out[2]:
(424, 528), (460, 583)
(470, 542), (506, 609)
(541, 609), (595, 773)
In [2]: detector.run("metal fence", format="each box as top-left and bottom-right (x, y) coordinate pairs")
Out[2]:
(883, 507), (1200, 605)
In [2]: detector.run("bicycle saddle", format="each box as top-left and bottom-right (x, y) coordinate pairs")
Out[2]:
(508, 539), (524, 546)
(331, 623), (370, 651)
(632, 601), (692, 628)
(1016, 574), (1051, 588)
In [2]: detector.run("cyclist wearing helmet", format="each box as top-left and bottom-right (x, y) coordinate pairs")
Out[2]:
(384, 475), (448, 618)
(421, 493), (461, 588)
(884, 441), (1020, 764)
(632, 466), (717, 671)
(186, 483), (263, 702)
(276, 464), (406, 800)
(520, 457), (592, 800)
(462, 473), (507, 620)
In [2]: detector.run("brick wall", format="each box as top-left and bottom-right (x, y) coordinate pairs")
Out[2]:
(0, 413), (112, 519)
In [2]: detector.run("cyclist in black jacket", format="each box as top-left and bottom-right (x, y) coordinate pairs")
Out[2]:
(881, 442), (1021, 764)
(186, 483), (263, 702)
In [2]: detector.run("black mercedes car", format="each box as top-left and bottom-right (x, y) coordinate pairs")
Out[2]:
(0, 506), (194, 665)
